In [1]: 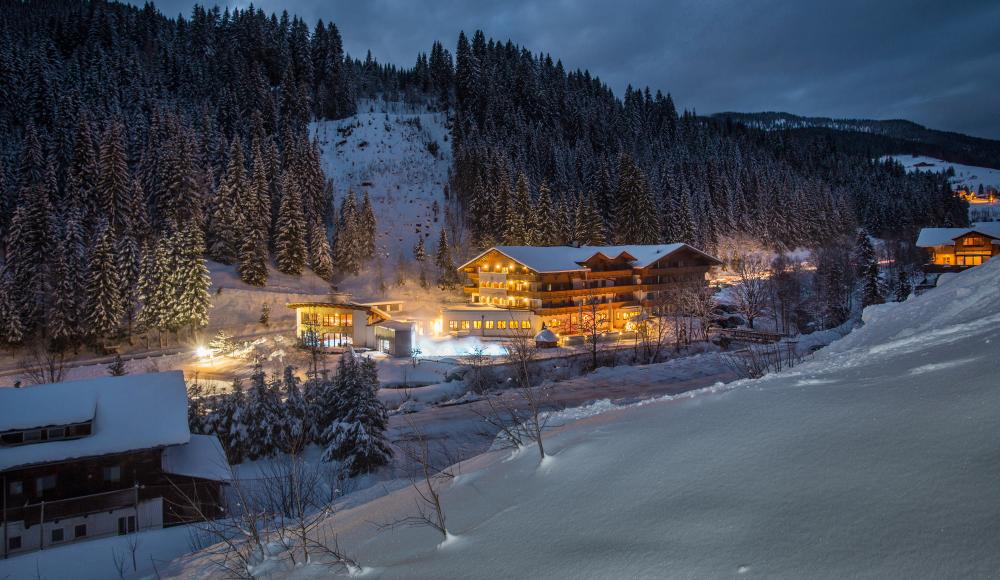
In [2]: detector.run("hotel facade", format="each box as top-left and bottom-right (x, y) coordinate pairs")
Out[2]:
(449, 244), (721, 336)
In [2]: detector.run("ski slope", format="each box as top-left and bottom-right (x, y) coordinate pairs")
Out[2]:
(312, 100), (452, 262)
(887, 154), (1000, 192)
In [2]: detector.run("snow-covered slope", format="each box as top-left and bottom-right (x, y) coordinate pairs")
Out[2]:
(219, 256), (1000, 578)
(312, 100), (451, 262)
(887, 154), (1000, 192)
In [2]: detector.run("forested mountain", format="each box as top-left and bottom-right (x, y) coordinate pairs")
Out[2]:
(714, 112), (1000, 169)
(0, 0), (972, 348)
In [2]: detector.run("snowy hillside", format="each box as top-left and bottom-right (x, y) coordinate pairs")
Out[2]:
(173, 255), (1000, 578)
(887, 154), (1000, 192)
(312, 100), (452, 262)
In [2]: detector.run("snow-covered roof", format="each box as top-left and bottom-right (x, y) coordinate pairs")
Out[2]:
(459, 244), (721, 273)
(0, 371), (190, 472)
(162, 434), (231, 482)
(534, 328), (559, 343)
(916, 223), (1000, 247)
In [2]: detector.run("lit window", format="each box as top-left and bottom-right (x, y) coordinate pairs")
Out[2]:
(461, 320), (470, 330)
(521, 320), (531, 329)
(485, 321), (495, 329)
(498, 321), (508, 329)
(448, 320), (459, 330)
(473, 320), (482, 329)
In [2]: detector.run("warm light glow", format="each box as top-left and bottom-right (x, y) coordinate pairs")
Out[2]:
(195, 346), (212, 359)
(432, 318), (443, 336)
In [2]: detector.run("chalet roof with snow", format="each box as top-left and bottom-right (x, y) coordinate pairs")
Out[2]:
(916, 223), (1000, 247)
(0, 371), (190, 472)
(459, 244), (721, 273)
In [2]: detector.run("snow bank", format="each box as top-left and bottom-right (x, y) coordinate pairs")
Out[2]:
(210, 256), (1000, 578)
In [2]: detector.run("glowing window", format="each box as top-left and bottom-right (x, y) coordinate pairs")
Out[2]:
(473, 320), (482, 329)
(521, 320), (531, 329)
(461, 320), (470, 330)
(485, 321), (495, 329)
(498, 321), (507, 329)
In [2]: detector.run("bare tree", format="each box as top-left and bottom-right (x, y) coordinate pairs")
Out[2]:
(576, 290), (608, 371)
(462, 346), (496, 394)
(377, 418), (455, 540)
(168, 458), (359, 578)
(732, 252), (770, 329)
(681, 283), (718, 343)
(472, 324), (554, 461)
(723, 341), (801, 379)
(18, 342), (67, 384)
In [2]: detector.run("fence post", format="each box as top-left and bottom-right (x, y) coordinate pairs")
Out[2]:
(39, 501), (44, 551)
(134, 483), (140, 533)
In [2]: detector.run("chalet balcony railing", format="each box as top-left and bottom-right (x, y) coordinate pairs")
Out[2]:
(3, 485), (139, 526)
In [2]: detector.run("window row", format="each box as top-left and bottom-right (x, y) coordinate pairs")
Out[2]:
(301, 312), (354, 327)
(1, 421), (93, 447)
(447, 320), (532, 331)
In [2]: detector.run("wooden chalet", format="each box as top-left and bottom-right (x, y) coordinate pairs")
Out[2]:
(0, 372), (230, 558)
(916, 223), (1000, 271)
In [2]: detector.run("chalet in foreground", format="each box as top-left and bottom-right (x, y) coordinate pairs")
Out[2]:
(288, 297), (415, 357)
(451, 244), (721, 336)
(916, 223), (1000, 271)
(0, 372), (229, 558)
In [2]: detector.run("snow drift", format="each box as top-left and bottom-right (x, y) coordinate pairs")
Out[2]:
(166, 258), (1000, 579)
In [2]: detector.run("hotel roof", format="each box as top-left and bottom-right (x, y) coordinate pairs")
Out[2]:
(458, 244), (721, 273)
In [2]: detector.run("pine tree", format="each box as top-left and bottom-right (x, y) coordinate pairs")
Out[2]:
(275, 172), (308, 275)
(573, 192), (605, 246)
(895, 270), (912, 302)
(856, 229), (883, 308)
(320, 353), (391, 474)
(208, 137), (248, 263)
(0, 266), (23, 347)
(413, 235), (427, 262)
(97, 122), (130, 235)
(48, 236), (80, 348)
(281, 366), (309, 454)
(614, 154), (660, 244)
(244, 365), (283, 460)
(435, 228), (457, 289)
(505, 172), (530, 245)
(531, 181), (557, 245)
(107, 354), (127, 376)
(238, 229), (269, 286)
(359, 191), (377, 259)
(332, 190), (361, 275)
(173, 222), (213, 333)
(86, 221), (124, 339)
(308, 219), (334, 280)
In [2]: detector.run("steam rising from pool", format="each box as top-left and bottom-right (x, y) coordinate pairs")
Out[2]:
(415, 335), (508, 358)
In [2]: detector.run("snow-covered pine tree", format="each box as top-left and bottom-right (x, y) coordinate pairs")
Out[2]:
(281, 366), (309, 454)
(106, 354), (127, 376)
(308, 218), (334, 280)
(207, 137), (248, 264)
(0, 266), (23, 347)
(435, 228), (458, 289)
(47, 236), (80, 348)
(243, 365), (283, 460)
(573, 191), (605, 245)
(505, 172), (531, 245)
(321, 354), (391, 475)
(275, 171), (308, 275)
(413, 235), (426, 263)
(97, 121), (131, 236)
(85, 221), (124, 339)
(171, 223), (212, 334)
(360, 191), (377, 259)
(332, 190), (361, 275)
(895, 270), (912, 302)
(238, 228), (270, 286)
(855, 229), (883, 308)
(531, 181), (557, 246)
(614, 154), (660, 244)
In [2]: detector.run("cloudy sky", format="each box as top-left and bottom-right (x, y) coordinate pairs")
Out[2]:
(148, 0), (1000, 139)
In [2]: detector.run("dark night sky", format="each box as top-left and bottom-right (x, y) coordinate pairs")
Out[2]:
(145, 0), (1000, 139)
